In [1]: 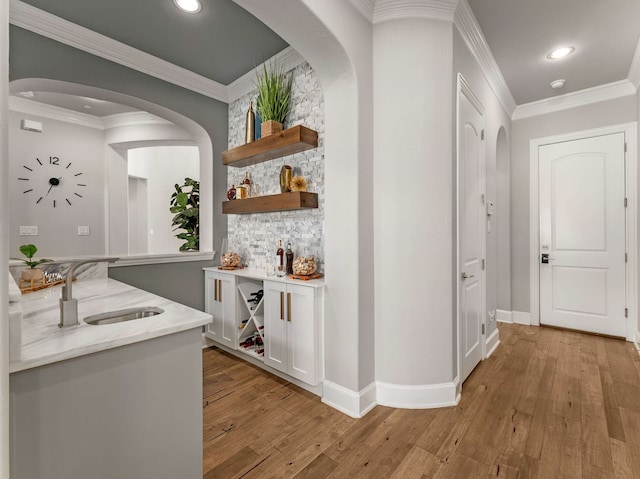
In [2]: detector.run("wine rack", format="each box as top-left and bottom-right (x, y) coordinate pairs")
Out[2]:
(237, 279), (265, 359)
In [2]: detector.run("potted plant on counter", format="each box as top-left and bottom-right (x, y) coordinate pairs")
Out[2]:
(255, 61), (293, 137)
(170, 177), (200, 252)
(12, 244), (51, 284)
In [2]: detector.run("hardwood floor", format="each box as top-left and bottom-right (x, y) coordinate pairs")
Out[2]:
(202, 323), (640, 478)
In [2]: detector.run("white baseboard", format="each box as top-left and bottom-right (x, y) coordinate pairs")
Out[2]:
(376, 379), (460, 409)
(485, 327), (500, 358)
(322, 381), (377, 418)
(496, 309), (513, 323)
(634, 330), (640, 352)
(513, 311), (531, 325)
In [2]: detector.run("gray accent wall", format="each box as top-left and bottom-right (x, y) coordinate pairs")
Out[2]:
(9, 26), (229, 309)
(510, 95), (637, 313)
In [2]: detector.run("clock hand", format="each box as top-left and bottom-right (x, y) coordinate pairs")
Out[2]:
(46, 184), (53, 196)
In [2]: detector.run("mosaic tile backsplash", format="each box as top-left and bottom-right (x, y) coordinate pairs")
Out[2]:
(227, 61), (325, 272)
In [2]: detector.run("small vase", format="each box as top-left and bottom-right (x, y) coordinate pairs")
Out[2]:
(261, 120), (283, 137)
(21, 267), (44, 284)
(280, 165), (292, 193)
(245, 101), (255, 144)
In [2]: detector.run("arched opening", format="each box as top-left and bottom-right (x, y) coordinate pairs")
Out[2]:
(8, 78), (214, 259)
(233, 0), (376, 416)
(495, 126), (511, 313)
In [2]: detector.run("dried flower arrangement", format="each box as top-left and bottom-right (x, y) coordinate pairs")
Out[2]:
(290, 176), (307, 192)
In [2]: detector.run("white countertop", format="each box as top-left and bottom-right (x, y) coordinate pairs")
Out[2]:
(8, 272), (21, 303)
(10, 278), (212, 373)
(203, 267), (325, 288)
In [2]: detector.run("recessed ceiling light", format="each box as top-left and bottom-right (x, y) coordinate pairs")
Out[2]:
(547, 47), (575, 60)
(83, 105), (92, 110)
(550, 79), (566, 89)
(173, 0), (201, 13)
(19, 91), (34, 98)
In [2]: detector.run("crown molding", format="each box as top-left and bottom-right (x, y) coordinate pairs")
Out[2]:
(9, 96), (104, 129)
(454, 0), (516, 116)
(9, 0), (229, 103)
(9, 97), (174, 130)
(349, 0), (375, 22)
(374, 0), (459, 24)
(512, 79), (636, 121)
(628, 37), (640, 90)
(227, 46), (306, 103)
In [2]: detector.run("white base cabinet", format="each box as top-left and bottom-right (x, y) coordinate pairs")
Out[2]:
(204, 271), (237, 349)
(263, 281), (322, 386)
(203, 268), (323, 386)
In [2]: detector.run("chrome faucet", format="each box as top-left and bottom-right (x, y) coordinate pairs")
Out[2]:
(59, 257), (119, 327)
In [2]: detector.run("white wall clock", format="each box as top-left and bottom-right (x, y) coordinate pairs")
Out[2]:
(18, 156), (86, 207)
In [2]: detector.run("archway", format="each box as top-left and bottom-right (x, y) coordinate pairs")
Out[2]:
(9, 78), (214, 255)
(495, 126), (511, 313)
(234, 0), (376, 416)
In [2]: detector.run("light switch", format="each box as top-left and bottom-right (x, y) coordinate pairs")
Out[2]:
(19, 226), (38, 236)
(77, 226), (90, 236)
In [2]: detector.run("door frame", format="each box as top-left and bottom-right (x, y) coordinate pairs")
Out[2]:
(456, 73), (487, 388)
(529, 123), (638, 341)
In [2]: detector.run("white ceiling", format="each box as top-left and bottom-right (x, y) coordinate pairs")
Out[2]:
(467, 0), (640, 105)
(11, 92), (138, 117)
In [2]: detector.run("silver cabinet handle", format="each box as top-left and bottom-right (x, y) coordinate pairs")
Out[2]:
(461, 272), (475, 280)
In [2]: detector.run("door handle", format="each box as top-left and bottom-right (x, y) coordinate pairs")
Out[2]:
(218, 279), (222, 303)
(287, 293), (291, 322)
(461, 272), (474, 280)
(214, 279), (218, 301)
(280, 292), (284, 320)
(541, 254), (555, 264)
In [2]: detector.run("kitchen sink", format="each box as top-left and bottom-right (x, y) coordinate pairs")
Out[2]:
(84, 306), (164, 325)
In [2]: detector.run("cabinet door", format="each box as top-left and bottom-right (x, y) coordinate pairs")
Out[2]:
(205, 274), (221, 340)
(286, 284), (317, 384)
(218, 274), (237, 349)
(263, 281), (287, 372)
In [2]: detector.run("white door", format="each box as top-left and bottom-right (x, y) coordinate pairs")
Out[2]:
(459, 88), (485, 382)
(219, 274), (237, 348)
(539, 133), (626, 337)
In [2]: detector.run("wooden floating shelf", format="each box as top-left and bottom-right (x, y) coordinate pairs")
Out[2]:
(222, 191), (318, 215)
(222, 125), (318, 168)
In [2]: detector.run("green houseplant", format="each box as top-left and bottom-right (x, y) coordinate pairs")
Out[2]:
(170, 177), (200, 252)
(255, 61), (293, 137)
(12, 244), (52, 283)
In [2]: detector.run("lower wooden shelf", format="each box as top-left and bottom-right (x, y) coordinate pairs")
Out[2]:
(222, 191), (318, 214)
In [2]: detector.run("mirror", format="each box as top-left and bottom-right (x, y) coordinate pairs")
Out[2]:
(8, 79), (213, 261)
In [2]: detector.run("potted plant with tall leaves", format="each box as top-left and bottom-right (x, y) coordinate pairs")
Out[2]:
(170, 177), (199, 252)
(255, 61), (293, 137)
(12, 243), (51, 283)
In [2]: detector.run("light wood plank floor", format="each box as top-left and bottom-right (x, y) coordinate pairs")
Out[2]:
(202, 323), (640, 478)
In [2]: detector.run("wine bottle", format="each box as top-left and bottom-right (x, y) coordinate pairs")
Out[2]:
(276, 240), (284, 276)
(286, 242), (294, 275)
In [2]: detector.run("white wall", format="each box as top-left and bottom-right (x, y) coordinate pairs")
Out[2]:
(127, 146), (199, 254)
(453, 29), (512, 343)
(8, 111), (106, 258)
(511, 95), (637, 313)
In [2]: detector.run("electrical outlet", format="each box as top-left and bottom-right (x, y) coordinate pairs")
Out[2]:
(19, 226), (38, 236)
(77, 226), (90, 236)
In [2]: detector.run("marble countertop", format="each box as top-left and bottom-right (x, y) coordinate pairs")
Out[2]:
(203, 267), (325, 289)
(10, 278), (212, 373)
(8, 273), (21, 303)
